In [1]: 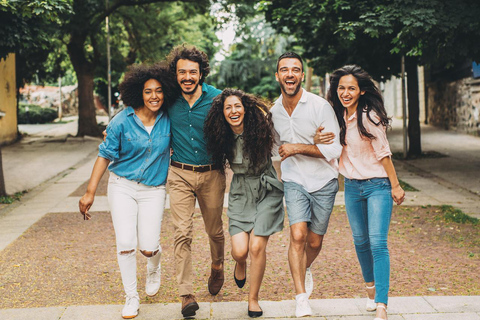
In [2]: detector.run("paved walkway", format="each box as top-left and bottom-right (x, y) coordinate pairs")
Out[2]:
(0, 117), (479, 319)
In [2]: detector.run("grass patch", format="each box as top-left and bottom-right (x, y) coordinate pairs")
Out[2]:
(0, 191), (27, 204)
(53, 120), (74, 124)
(399, 179), (418, 191)
(392, 151), (448, 160)
(441, 205), (479, 225)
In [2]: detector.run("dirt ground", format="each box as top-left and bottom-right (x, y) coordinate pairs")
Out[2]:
(0, 203), (478, 309)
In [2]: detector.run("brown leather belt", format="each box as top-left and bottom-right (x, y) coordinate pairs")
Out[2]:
(170, 160), (219, 172)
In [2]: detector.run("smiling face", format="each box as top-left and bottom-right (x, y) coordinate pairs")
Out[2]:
(176, 59), (202, 95)
(223, 95), (245, 134)
(275, 58), (304, 97)
(142, 79), (164, 113)
(337, 74), (365, 113)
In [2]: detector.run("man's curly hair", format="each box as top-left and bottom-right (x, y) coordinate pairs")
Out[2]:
(119, 62), (179, 109)
(167, 44), (210, 85)
(204, 88), (274, 173)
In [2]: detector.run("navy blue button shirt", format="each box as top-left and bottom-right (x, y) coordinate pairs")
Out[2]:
(167, 83), (221, 165)
(98, 106), (171, 186)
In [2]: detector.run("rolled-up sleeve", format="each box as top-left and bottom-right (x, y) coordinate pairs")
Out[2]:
(98, 124), (120, 161)
(316, 105), (343, 161)
(366, 112), (392, 160)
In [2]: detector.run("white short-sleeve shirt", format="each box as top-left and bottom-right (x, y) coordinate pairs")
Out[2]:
(271, 89), (342, 192)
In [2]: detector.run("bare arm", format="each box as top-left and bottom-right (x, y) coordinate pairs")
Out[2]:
(78, 157), (110, 220)
(380, 156), (405, 205)
(278, 143), (324, 161)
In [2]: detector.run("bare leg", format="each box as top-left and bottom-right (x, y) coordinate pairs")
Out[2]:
(231, 232), (249, 280)
(305, 231), (324, 268)
(248, 232), (269, 312)
(376, 303), (387, 319)
(366, 281), (375, 300)
(288, 222), (309, 294)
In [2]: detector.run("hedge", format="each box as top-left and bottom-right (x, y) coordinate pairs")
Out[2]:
(18, 104), (58, 124)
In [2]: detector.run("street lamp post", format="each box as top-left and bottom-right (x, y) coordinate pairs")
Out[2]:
(106, 0), (112, 120)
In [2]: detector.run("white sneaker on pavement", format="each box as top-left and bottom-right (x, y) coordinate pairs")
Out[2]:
(366, 285), (376, 311)
(305, 267), (313, 298)
(295, 293), (312, 318)
(146, 263), (161, 296)
(366, 298), (376, 311)
(122, 294), (140, 319)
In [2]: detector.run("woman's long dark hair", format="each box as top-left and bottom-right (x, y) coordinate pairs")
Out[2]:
(327, 65), (391, 146)
(204, 88), (274, 173)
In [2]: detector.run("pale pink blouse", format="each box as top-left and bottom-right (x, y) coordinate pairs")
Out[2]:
(339, 110), (392, 180)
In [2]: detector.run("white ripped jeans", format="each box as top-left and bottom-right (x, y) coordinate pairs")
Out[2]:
(108, 172), (166, 297)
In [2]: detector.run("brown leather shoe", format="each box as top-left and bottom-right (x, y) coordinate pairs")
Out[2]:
(181, 294), (199, 317)
(208, 266), (224, 295)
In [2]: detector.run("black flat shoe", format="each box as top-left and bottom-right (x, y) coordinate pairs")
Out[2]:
(248, 308), (263, 318)
(234, 262), (246, 288)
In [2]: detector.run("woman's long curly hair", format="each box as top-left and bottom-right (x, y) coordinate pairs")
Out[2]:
(119, 62), (179, 109)
(327, 65), (391, 146)
(204, 89), (274, 173)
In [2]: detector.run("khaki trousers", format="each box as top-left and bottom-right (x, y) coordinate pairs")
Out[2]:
(167, 165), (226, 296)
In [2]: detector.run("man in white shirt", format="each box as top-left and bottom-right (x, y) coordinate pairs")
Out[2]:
(271, 52), (342, 317)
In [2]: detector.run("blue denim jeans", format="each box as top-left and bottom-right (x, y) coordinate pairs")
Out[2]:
(344, 177), (393, 304)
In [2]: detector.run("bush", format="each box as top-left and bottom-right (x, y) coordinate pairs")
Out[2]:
(18, 104), (58, 124)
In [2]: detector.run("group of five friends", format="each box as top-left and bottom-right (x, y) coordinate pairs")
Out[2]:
(79, 45), (405, 320)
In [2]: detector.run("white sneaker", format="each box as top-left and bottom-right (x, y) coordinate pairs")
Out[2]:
(366, 298), (376, 311)
(305, 267), (313, 298)
(295, 294), (312, 318)
(122, 294), (140, 319)
(366, 285), (376, 311)
(146, 263), (161, 296)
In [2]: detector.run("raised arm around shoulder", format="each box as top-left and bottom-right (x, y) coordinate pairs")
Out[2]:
(78, 157), (110, 219)
(315, 104), (342, 161)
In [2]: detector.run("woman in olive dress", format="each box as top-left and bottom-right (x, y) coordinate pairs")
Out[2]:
(204, 88), (284, 318)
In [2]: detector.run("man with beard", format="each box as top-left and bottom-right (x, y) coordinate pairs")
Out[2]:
(270, 52), (342, 317)
(166, 45), (225, 318)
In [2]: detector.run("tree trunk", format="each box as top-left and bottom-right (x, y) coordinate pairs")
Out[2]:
(67, 34), (101, 137)
(0, 147), (6, 197)
(406, 56), (422, 157)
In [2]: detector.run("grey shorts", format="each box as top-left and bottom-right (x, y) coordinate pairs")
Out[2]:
(284, 179), (339, 235)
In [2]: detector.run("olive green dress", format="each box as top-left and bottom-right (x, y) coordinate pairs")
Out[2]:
(227, 134), (284, 236)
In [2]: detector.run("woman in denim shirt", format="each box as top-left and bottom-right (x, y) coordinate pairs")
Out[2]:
(79, 63), (177, 319)
(315, 65), (405, 320)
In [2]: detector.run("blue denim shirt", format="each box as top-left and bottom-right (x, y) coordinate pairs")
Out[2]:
(167, 83), (221, 165)
(98, 106), (170, 186)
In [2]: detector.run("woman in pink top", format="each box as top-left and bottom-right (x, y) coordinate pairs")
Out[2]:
(315, 65), (405, 320)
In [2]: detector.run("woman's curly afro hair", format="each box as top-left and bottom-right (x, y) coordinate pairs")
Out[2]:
(204, 88), (274, 173)
(167, 44), (210, 85)
(119, 62), (179, 109)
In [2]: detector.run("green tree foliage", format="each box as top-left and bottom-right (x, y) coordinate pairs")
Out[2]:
(0, 0), (72, 88)
(212, 18), (294, 99)
(261, 0), (480, 157)
(211, 3), (294, 99)
(1, 0), (217, 137)
(94, 2), (218, 109)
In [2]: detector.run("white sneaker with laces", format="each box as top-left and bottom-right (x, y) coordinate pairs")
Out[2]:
(146, 263), (161, 296)
(295, 294), (312, 318)
(305, 267), (313, 298)
(122, 294), (140, 319)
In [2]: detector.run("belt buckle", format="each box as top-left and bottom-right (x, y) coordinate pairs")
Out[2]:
(192, 165), (197, 172)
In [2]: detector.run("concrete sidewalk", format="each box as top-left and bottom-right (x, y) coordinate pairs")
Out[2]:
(0, 117), (479, 319)
(1, 296), (479, 319)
